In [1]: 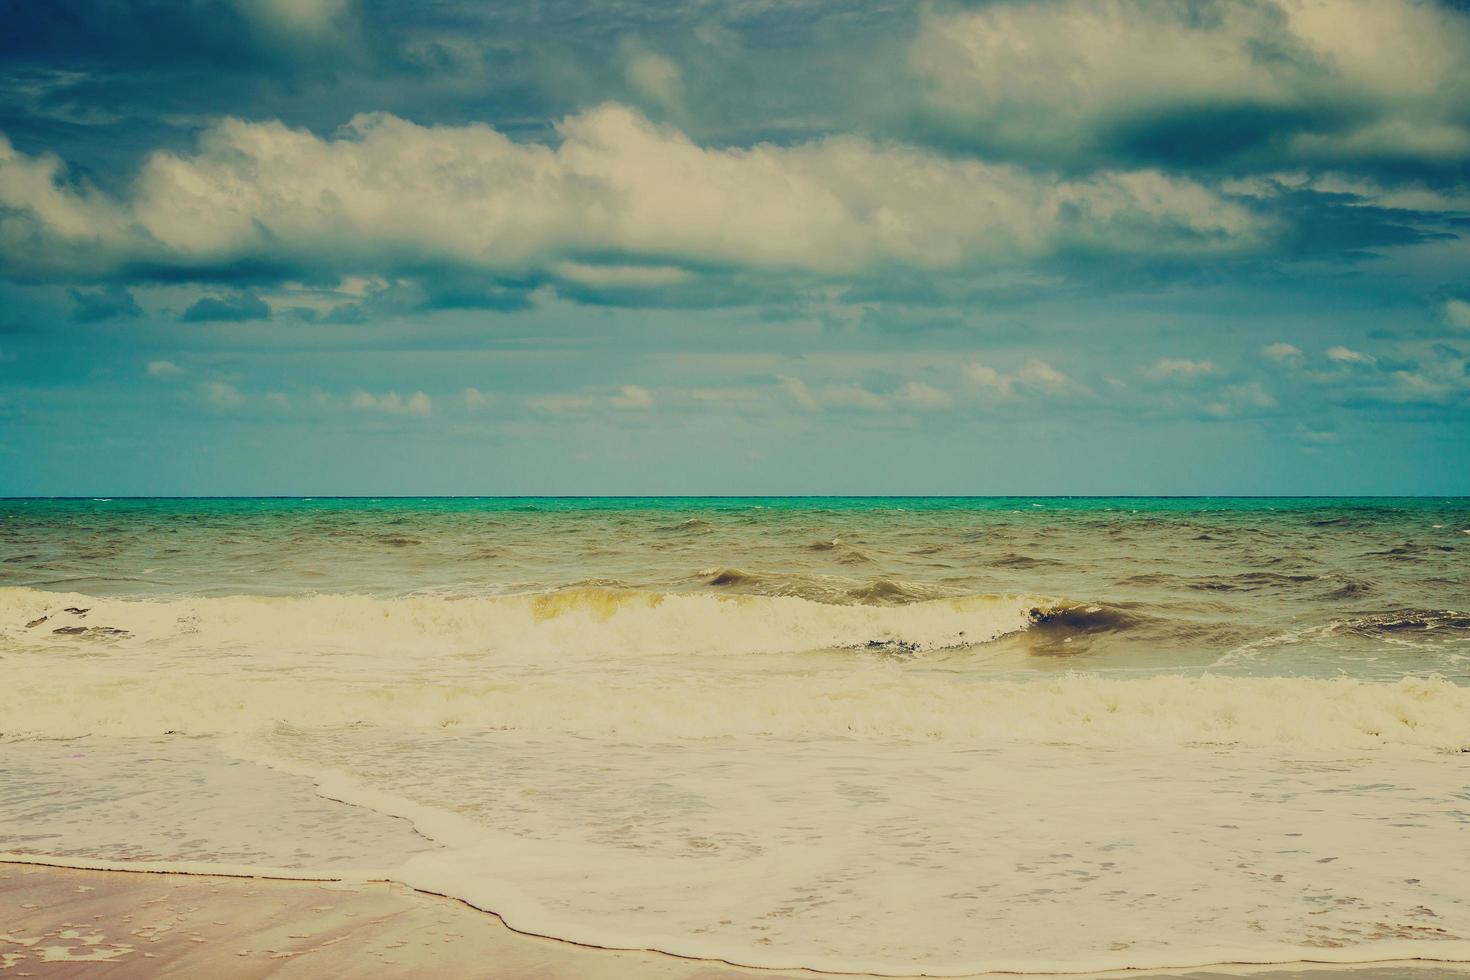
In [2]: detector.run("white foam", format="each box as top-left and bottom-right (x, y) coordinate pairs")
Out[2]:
(2, 658), (1467, 748)
(6, 585), (1470, 975)
(0, 585), (1037, 664)
(231, 729), (1470, 976)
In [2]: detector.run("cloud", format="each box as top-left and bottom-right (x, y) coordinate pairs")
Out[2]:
(624, 49), (684, 111)
(69, 285), (141, 322)
(896, 381), (951, 409)
(1146, 357), (1216, 379)
(462, 387), (492, 410)
(203, 381), (246, 408)
(1261, 342), (1304, 363)
(146, 359), (184, 378)
(528, 385), (656, 412)
(962, 361), (1016, 399)
(821, 384), (890, 412)
(1446, 299), (1470, 332)
(0, 105), (1270, 289)
(350, 389), (432, 418)
(1016, 359), (1074, 392)
(1326, 345), (1375, 365)
(609, 384), (654, 409)
(778, 375), (819, 411)
(909, 0), (1470, 171)
(1205, 381), (1278, 418)
(963, 358), (1077, 400)
(233, 0), (353, 42)
(773, 375), (950, 413)
(1296, 424), (1339, 444)
(180, 290), (271, 322)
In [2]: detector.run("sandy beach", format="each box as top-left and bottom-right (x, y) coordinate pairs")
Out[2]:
(5, 861), (1470, 980)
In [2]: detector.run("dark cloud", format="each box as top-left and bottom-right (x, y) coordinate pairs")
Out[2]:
(180, 290), (272, 322)
(69, 285), (141, 322)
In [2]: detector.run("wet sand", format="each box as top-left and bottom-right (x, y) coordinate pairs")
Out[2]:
(3, 861), (1469, 980)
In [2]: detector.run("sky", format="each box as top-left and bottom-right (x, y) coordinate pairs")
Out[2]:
(1, 0), (1468, 495)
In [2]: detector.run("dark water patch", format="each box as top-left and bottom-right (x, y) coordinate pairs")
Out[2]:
(1333, 609), (1470, 638)
(1010, 602), (1148, 655)
(1322, 579), (1375, 600)
(1363, 543), (1455, 562)
(52, 625), (130, 638)
(845, 579), (933, 604)
(989, 553), (1064, 569)
(706, 567), (757, 587)
(1188, 571), (1318, 593)
(1115, 572), (1175, 586)
(1028, 603), (1140, 636)
(374, 535), (424, 547)
(860, 638), (922, 659)
(3, 554), (38, 562)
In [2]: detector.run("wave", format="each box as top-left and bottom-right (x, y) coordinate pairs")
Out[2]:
(698, 567), (955, 605)
(1, 585), (1039, 662)
(1336, 609), (1470, 637)
(4, 587), (1468, 749)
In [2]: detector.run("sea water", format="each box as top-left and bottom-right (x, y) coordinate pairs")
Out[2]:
(1, 497), (1467, 974)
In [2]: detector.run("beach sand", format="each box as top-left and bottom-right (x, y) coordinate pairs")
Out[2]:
(4, 862), (1470, 980)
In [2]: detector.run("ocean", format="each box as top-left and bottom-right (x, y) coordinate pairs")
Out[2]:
(2, 497), (1468, 975)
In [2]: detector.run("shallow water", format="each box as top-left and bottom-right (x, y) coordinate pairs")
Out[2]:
(1, 497), (1468, 974)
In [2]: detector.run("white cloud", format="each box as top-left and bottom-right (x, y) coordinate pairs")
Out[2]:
(821, 385), (890, 412)
(896, 381), (951, 409)
(551, 261), (689, 288)
(529, 385), (654, 412)
(778, 375), (819, 411)
(0, 105), (1271, 283)
(265, 392), (291, 410)
(962, 359), (1075, 399)
(1446, 298), (1470, 332)
(146, 359), (184, 378)
(351, 389), (432, 417)
(609, 384), (654, 409)
(962, 361), (1015, 399)
(909, 0), (1470, 166)
(625, 51), (684, 111)
(1205, 382), (1277, 417)
(1146, 357), (1215, 379)
(203, 381), (246, 409)
(462, 387), (492, 410)
(1016, 359), (1073, 391)
(1326, 345), (1375, 365)
(1261, 342), (1304, 363)
(773, 376), (950, 413)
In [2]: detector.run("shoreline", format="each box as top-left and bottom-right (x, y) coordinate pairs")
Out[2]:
(5, 861), (1470, 980)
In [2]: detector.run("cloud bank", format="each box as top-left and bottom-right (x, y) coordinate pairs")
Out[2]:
(910, 0), (1470, 171)
(0, 104), (1270, 289)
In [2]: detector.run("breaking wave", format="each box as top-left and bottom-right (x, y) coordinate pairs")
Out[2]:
(1, 585), (1042, 661)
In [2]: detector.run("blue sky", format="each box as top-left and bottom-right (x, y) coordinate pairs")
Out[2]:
(1, 0), (1468, 494)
